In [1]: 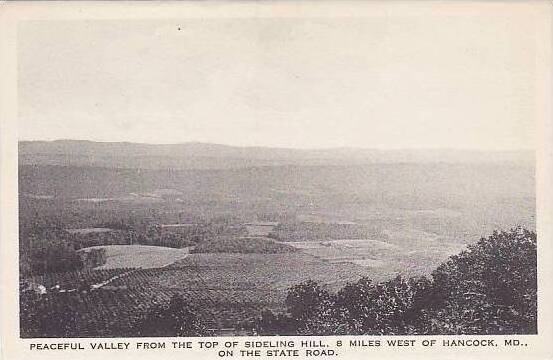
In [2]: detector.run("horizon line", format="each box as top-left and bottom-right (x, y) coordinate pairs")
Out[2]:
(18, 138), (536, 153)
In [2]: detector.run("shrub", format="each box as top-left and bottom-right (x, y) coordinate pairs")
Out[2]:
(427, 228), (537, 334)
(133, 295), (207, 336)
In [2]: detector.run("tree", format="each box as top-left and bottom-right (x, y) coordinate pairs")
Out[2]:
(285, 280), (332, 323)
(333, 277), (377, 334)
(284, 280), (341, 335)
(428, 228), (537, 334)
(20, 292), (80, 337)
(254, 309), (298, 335)
(333, 275), (432, 335)
(134, 295), (207, 336)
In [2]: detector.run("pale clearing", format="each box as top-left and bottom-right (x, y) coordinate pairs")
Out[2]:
(81, 245), (190, 269)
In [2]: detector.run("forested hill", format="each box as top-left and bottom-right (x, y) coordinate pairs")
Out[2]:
(19, 140), (534, 170)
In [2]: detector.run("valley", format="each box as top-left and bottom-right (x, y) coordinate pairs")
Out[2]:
(18, 141), (535, 337)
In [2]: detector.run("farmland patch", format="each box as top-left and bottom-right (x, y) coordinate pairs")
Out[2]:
(191, 236), (296, 254)
(79, 245), (190, 269)
(66, 227), (115, 235)
(283, 235), (465, 277)
(244, 222), (277, 236)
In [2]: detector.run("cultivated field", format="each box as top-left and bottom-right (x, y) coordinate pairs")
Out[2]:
(21, 251), (380, 337)
(79, 245), (190, 269)
(279, 227), (467, 276)
(191, 236), (296, 254)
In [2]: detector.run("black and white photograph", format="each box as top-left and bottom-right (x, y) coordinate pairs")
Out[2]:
(1, 1), (552, 358)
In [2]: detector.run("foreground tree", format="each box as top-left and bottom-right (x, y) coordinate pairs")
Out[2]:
(336, 276), (433, 335)
(286, 280), (332, 323)
(255, 309), (299, 335)
(427, 228), (537, 334)
(134, 295), (207, 336)
(20, 292), (80, 337)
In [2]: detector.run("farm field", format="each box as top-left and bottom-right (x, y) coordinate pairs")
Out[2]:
(280, 228), (467, 276)
(244, 222), (277, 236)
(79, 245), (190, 269)
(66, 227), (115, 235)
(170, 252), (376, 292)
(21, 251), (378, 337)
(190, 236), (297, 254)
(20, 209), (526, 337)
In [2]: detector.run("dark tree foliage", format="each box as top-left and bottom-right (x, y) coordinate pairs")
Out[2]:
(133, 295), (207, 337)
(19, 227), (84, 276)
(426, 228), (537, 334)
(286, 280), (333, 322)
(256, 228), (537, 336)
(285, 280), (338, 335)
(190, 236), (297, 254)
(334, 276), (433, 335)
(255, 309), (299, 335)
(20, 292), (80, 337)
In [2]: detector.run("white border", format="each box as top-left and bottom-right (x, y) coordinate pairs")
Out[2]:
(1, 2), (551, 359)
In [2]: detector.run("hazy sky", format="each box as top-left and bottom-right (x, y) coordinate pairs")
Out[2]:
(18, 11), (539, 149)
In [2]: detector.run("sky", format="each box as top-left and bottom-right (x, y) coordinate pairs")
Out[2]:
(18, 9), (540, 150)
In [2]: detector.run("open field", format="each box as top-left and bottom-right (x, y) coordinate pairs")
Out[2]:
(282, 234), (465, 277)
(244, 222), (277, 236)
(66, 227), (115, 235)
(79, 245), (190, 269)
(171, 252), (377, 291)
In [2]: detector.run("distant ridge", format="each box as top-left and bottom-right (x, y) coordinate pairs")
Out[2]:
(19, 140), (534, 170)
